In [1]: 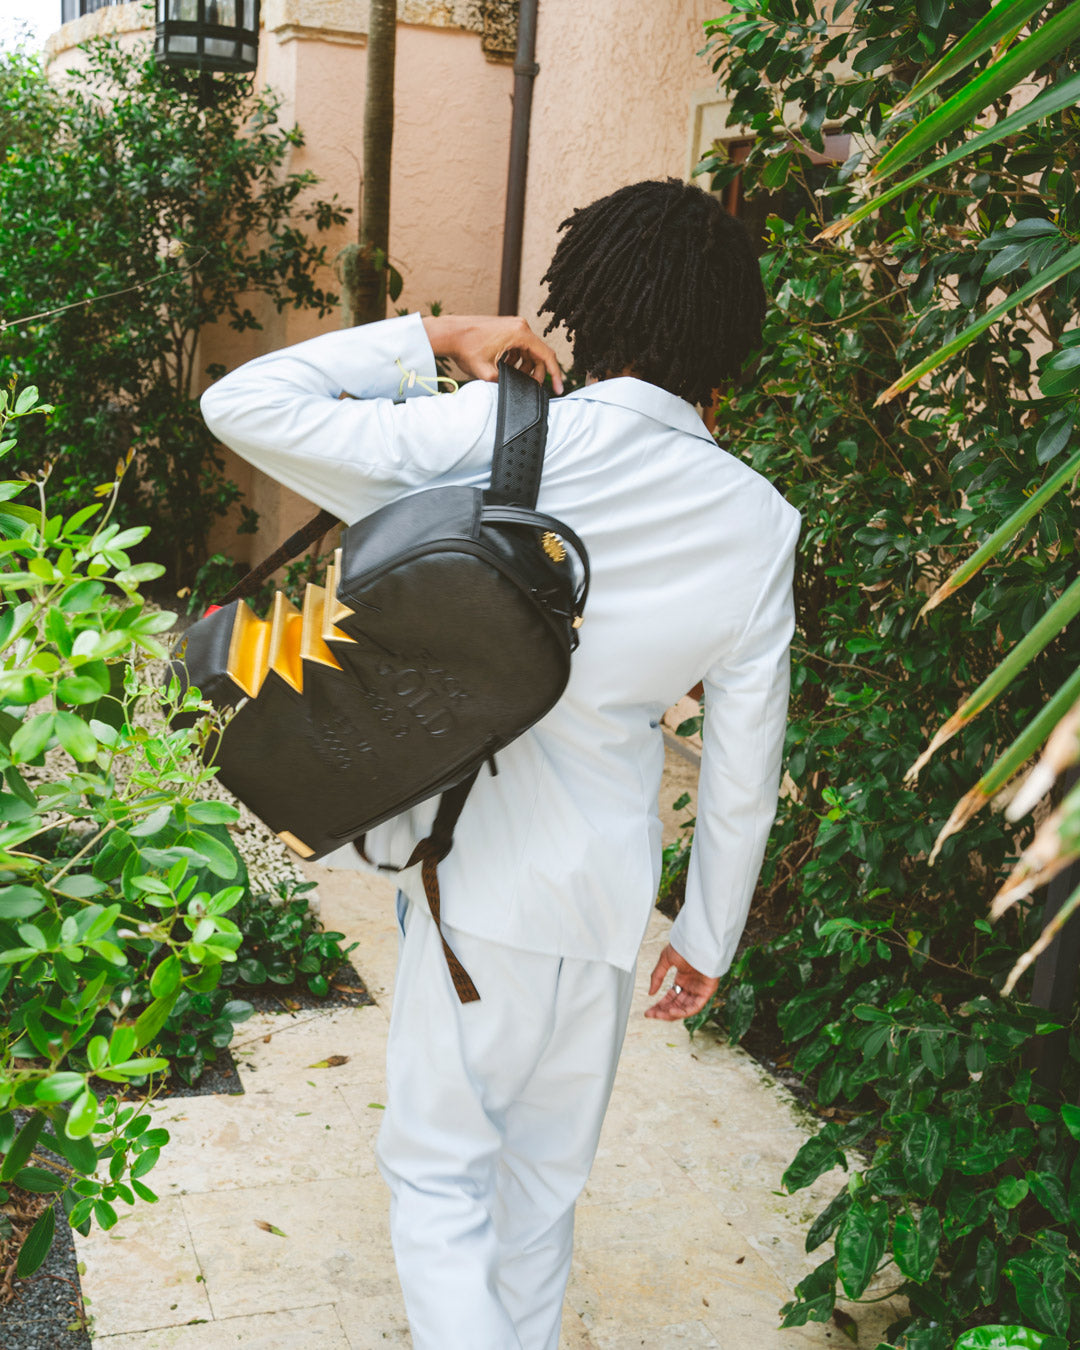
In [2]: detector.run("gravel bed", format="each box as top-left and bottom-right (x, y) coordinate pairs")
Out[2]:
(2, 1205), (91, 1350)
(2, 1115), (91, 1348)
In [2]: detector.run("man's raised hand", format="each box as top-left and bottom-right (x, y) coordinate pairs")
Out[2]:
(422, 314), (564, 394)
(645, 943), (720, 1022)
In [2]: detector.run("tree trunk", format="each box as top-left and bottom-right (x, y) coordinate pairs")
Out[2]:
(344, 0), (397, 328)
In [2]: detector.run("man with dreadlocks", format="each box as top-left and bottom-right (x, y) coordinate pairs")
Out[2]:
(201, 176), (800, 1349)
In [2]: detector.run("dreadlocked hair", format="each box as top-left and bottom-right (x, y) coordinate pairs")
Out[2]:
(539, 178), (766, 407)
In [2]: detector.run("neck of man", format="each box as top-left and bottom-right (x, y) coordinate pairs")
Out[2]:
(586, 367), (638, 385)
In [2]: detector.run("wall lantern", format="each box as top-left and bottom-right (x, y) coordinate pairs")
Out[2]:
(154, 0), (260, 75)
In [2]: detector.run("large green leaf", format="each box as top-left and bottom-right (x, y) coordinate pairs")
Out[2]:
(43, 1124), (98, 1174)
(0, 502), (42, 539)
(920, 445), (1080, 615)
(835, 1198), (889, 1298)
(780, 1257), (837, 1328)
(806, 1188), (852, 1253)
(822, 72), (1080, 240)
(133, 987), (180, 1050)
(877, 242), (1080, 405)
(1005, 1243), (1070, 1338)
(894, 0), (1052, 112)
(930, 664), (1080, 862)
(1003, 877), (1080, 995)
(0, 1110), (44, 1183)
(953, 1325), (1066, 1350)
(985, 670), (1080, 799)
(782, 1131), (846, 1192)
(892, 1205), (941, 1282)
(909, 574), (1080, 778)
(12, 1165), (65, 1193)
(871, 3), (1080, 183)
(900, 1114), (950, 1196)
(15, 1203), (55, 1278)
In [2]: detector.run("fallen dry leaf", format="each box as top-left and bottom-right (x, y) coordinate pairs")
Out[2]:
(254, 1220), (287, 1238)
(306, 1054), (350, 1069)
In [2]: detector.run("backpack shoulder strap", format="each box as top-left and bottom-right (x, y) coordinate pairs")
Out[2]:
(216, 507), (338, 608)
(486, 360), (549, 508)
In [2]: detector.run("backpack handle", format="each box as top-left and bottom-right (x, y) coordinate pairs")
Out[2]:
(486, 360), (549, 509)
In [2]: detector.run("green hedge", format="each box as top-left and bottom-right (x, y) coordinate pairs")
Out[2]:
(681, 3), (1080, 1345)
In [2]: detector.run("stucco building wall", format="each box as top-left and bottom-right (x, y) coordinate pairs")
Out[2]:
(518, 1), (722, 366)
(44, 1), (734, 561)
(46, 1), (515, 556)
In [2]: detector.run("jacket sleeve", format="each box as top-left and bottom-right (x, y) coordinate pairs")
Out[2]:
(667, 501), (800, 979)
(199, 312), (497, 524)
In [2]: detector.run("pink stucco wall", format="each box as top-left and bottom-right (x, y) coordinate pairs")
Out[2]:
(44, 2), (726, 562)
(195, 22), (515, 552)
(519, 0), (721, 368)
(261, 23), (514, 348)
(46, 5), (514, 558)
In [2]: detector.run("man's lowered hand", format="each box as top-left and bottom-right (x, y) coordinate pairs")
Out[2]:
(645, 943), (719, 1022)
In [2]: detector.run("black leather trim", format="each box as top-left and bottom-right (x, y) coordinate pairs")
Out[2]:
(480, 505), (589, 614)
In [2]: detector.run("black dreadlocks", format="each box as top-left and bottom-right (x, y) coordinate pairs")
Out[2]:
(539, 177), (766, 407)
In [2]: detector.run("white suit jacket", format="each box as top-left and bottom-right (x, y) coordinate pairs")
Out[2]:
(200, 314), (800, 979)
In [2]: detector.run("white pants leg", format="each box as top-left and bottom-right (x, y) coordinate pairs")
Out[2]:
(376, 898), (634, 1350)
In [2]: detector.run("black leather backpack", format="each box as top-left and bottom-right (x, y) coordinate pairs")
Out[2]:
(175, 361), (588, 1001)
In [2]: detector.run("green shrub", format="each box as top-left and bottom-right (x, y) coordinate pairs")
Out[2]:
(686, 2), (1080, 1344)
(0, 40), (347, 583)
(125, 881), (359, 1086)
(0, 382), (365, 1278)
(223, 881), (359, 998)
(0, 381), (244, 1272)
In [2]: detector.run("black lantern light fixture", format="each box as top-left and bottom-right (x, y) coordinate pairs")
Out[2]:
(155, 0), (260, 75)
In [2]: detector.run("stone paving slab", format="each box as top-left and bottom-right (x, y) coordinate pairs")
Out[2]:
(95, 1305), (351, 1349)
(77, 760), (905, 1348)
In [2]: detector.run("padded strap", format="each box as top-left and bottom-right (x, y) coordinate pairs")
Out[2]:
(486, 361), (549, 509)
(217, 508), (338, 607)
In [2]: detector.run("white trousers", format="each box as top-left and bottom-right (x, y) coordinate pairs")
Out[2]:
(376, 897), (635, 1350)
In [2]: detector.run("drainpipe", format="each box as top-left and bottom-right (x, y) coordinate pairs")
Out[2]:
(498, 0), (540, 316)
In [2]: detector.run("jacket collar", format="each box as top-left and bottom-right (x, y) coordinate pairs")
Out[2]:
(561, 377), (715, 444)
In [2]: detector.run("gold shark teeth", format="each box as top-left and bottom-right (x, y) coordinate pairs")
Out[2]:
(268, 591), (304, 692)
(222, 557), (357, 700)
(322, 549), (357, 644)
(278, 830), (314, 857)
(225, 601), (271, 699)
(300, 583), (343, 670)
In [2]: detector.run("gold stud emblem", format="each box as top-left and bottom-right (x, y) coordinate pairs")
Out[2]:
(541, 531), (567, 563)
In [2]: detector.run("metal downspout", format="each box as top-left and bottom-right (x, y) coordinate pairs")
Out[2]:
(498, 0), (540, 316)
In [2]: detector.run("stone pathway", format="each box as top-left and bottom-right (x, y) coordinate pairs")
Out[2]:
(75, 749), (904, 1348)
